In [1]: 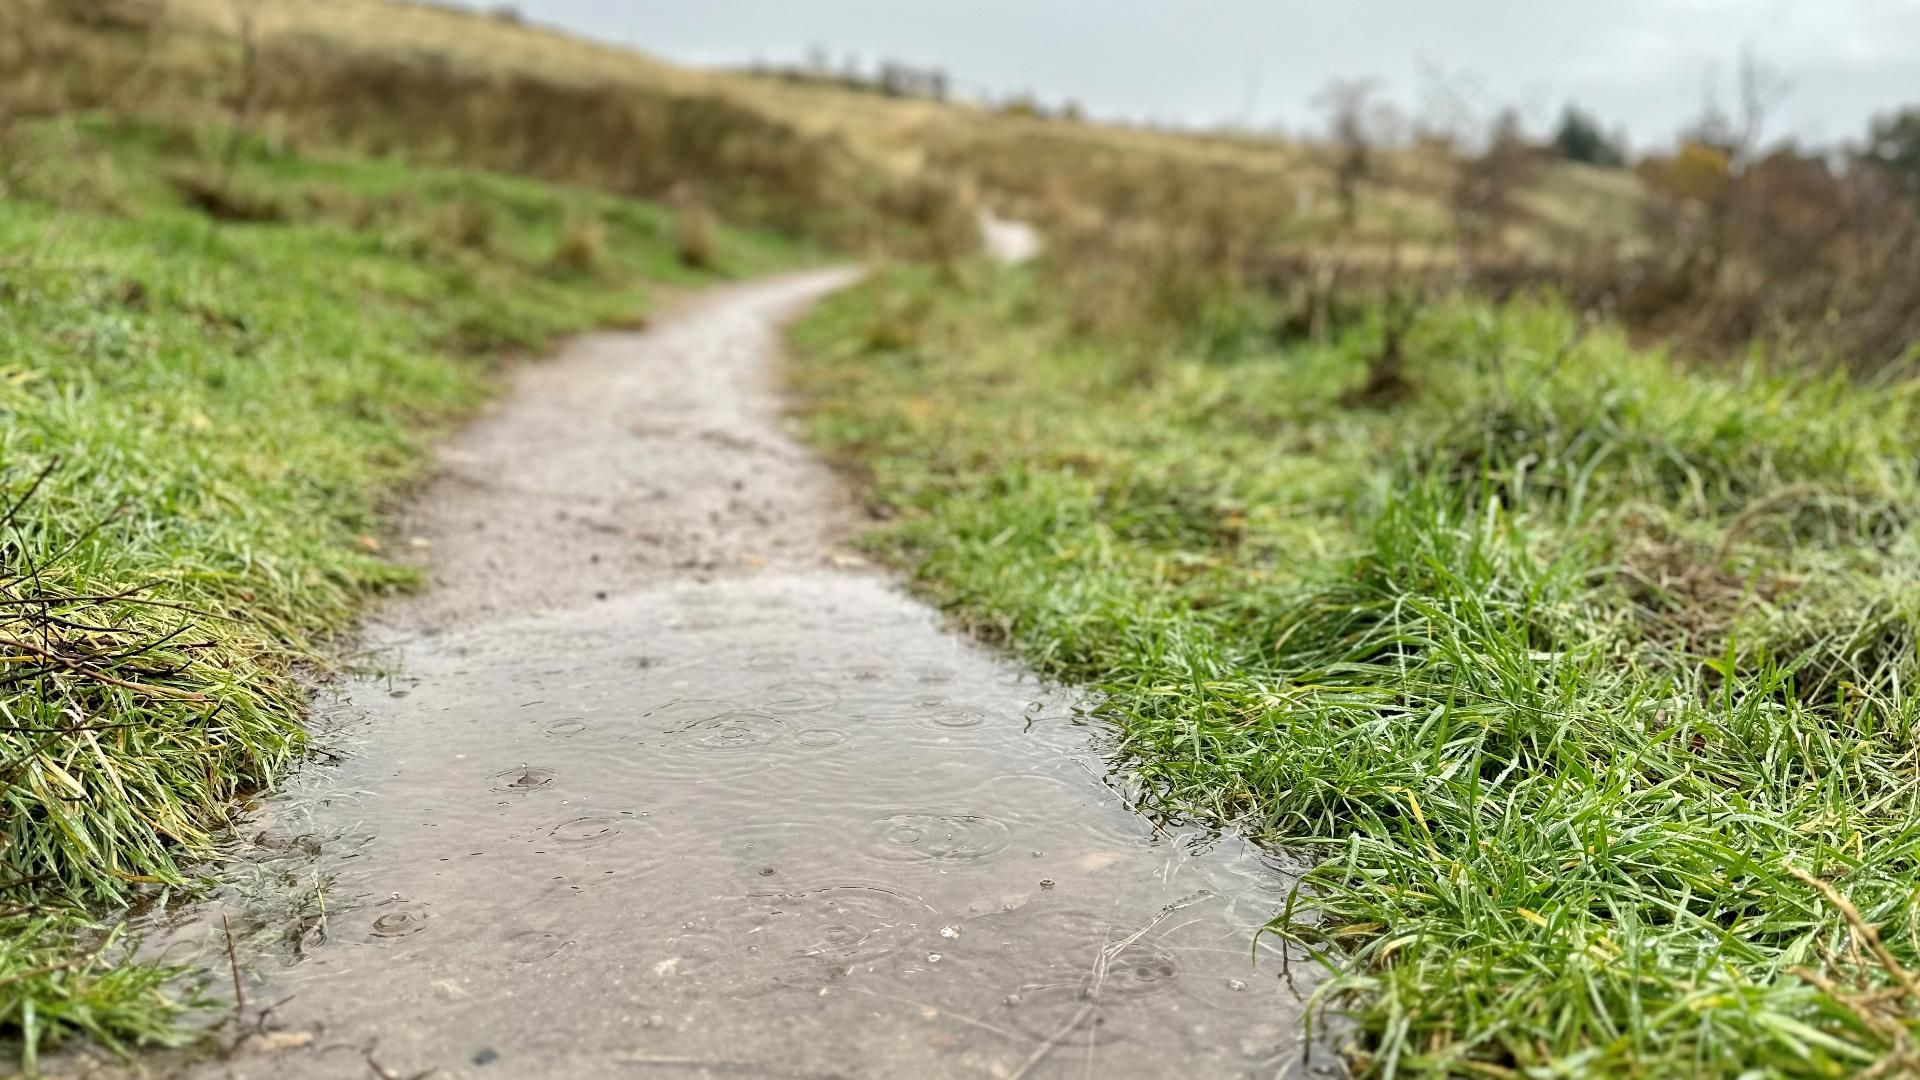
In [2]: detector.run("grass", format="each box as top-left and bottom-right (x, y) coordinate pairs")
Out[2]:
(4, 0), (952, 260)
(792, 263), (1920, 1078)
(16, 0), (1643, 276)
(0, 113), (811, 1067)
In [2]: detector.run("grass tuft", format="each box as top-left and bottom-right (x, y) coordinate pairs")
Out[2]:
(547, 216), (606, 276)
(672, 195), (720, 270)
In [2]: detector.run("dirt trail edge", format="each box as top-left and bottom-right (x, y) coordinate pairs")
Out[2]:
(152, 270), (1325, 1080)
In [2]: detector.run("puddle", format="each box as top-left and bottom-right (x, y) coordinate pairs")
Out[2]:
(130, 271), (1333, 1079)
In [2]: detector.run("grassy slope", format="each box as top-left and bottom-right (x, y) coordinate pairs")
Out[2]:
(0, 115), (808, 1063)
(793, 265), (1920, 1078)
(158, 0), (1640, 259)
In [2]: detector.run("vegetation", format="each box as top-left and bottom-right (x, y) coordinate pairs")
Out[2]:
(1, 0), (972, 258)
(28, 0), (1908, 373)
(10, 2), (1920, 1077)
(0, 113), (808, 1065)
(1864, 108), (1920, 196)
(1552, 107), (1626, 168)
(1627, 115), (1920, 368)
(6, 0), (1647, 281)
(793, 263), (1920, 1078)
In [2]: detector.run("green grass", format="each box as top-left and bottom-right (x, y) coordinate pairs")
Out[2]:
(792, 264), (1920, 1078)
(0, 113), (812, 1067)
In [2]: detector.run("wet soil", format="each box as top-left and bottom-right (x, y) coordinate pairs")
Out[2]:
(131, 271), (1325, 1079)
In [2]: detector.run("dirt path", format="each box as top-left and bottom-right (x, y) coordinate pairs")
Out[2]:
(149, 270), (1320, 1079)
(974, 211), (1042, 265)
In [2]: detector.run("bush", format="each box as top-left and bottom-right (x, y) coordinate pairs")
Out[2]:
(673, 197), (718, 269)
(547, 215), (605, 275)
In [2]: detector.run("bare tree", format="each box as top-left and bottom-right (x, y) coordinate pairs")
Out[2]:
(1451, 108), (1539, 270)
(1668, 50), (1790, 281)
(1413, 60), (1486, 151)
(1312, 77), (1380, 229)
(1733, 47), (1789, 169)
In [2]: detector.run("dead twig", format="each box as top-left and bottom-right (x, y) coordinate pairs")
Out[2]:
(1788, 865), (1920, 1002)
(0, 637), (209, 701)
(1007, 1001), (1094, 1080)
(363, 1043), (436, 1080)
(0, 873), (56, 892)
(223, 912), (247, 1018)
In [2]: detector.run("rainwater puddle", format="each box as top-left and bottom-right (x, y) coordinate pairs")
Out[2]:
(131, 272), (1333, 1079)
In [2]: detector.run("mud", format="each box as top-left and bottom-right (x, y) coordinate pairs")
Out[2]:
(131, 271), (1326, 1079)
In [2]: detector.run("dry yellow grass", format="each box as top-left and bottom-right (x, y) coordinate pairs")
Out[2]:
(156, 0), (1641, 261)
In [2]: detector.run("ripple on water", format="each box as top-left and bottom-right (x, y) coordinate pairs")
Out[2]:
(747, 881), (932, 986)
(1094, 940), (1181, 999)
(645, 698), (742, 728)
(966, 771), (1149, 850)
(1138, 897), (1294, 1013)
(652, 919), (744, 983)
(924, 705), (988, 730)
(865, 811), (1011, 865)
(1002, 984), (1130, 1050)
(860, 701), (995, 747)
(978, 906), (1181, 992)
(724, 818), (846, 871)
(670, 711), (786, 753)
(370, 909), (429, 939)
(488, 765), (556, 793)
(790, 727), (849, 750)
(755, 679), (839, 714)
(543, 717), (589, 737)
(978, 907), (1184, 1050)
(548, 814), (624, 847)
(500, 927), (573, 965)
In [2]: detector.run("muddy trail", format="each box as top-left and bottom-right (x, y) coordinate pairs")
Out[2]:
(128, 270), (1324, 1079)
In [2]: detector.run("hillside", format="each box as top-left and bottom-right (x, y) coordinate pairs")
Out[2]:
(13, 0), (1644, 265)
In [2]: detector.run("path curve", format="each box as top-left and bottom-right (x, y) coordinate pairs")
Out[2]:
(156, 271), (1321, 1080)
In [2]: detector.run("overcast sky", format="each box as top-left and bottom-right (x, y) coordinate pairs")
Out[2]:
(480, 1), (1920, 150)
